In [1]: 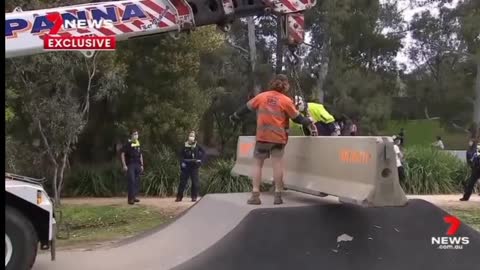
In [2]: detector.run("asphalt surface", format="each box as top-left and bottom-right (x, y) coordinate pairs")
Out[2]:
(33, 192), (334, 270)
(172, 199), (480, 270)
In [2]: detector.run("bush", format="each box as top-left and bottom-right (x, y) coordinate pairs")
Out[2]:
(63, 162), (125, 197)
(141, 145), (182, 197)
(402, 146), (469, 194)
(200, 159), (271, 195)
(201, 159), (251, 194)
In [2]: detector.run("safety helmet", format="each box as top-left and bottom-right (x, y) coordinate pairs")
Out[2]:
(294, 95), (306, 112)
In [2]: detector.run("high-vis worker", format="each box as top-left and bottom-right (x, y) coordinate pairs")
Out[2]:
(230, 74), (313, 205)
(290, 96), (337, 136)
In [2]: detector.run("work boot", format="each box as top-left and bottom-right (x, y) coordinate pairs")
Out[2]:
(191, 197), (197, 202)
(247, 192), (261, 205)
(134, 198), (140, 203)
(274, 192), (283, 205)
(175, 196), (182, 202)
(128, 200), (135, 205)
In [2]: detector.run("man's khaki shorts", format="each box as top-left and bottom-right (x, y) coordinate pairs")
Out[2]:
(254, 141), (285, 159)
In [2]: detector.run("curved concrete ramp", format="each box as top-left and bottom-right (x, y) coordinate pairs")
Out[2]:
(172, 199), (479, 270)
(33, 192), (334, 270)
(34, 192), (479, 270)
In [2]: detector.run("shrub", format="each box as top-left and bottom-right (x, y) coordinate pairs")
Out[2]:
(201, 159), (251, 194)
(141, 145), (182, 197)
(200, 159), (271, 195)
(64, 162), (125, 197)
(402, 146), (469, 194)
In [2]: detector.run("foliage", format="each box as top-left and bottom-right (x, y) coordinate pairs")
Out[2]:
(141, 145), (182, 197)
(63, 162), (125, 197)
(201, 159), (252, 194)
(402, 146), (469, 194)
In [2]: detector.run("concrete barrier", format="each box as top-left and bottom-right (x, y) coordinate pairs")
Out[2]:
(232, 136), (408, 207)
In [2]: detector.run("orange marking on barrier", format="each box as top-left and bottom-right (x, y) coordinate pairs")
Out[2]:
(239, 142), (254, 156)
(339, 149), (372, 164)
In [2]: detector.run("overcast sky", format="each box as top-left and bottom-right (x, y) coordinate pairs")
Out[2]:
(393, 0), (461, 70)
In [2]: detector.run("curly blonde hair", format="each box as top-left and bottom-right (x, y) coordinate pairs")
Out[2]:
(269, 74), (290, 93)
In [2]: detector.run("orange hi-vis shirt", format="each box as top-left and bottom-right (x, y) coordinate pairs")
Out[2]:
(246, 90), (300, 144)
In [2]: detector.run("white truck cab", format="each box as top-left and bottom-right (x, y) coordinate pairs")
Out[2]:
(5, 173), (56, 270)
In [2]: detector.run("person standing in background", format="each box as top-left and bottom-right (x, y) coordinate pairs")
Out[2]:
(432, 136), (445, 150)
(392, 135), (405, 183)
(460, 140), (480, 201)
(176, 131), (205, 202)
(120, 129), (144, 205)
(398, 128), (405, 146)
(348, 119), (358, 136)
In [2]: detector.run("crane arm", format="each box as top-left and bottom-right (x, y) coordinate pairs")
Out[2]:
(5, 0), (316, 58)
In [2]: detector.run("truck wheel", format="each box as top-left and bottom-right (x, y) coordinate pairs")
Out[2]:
(5, 206), (38, 270)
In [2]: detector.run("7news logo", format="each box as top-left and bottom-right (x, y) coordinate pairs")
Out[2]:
(431, 216), (469, 250)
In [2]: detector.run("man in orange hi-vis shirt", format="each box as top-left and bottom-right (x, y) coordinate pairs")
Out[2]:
(229, 74), (313, 205)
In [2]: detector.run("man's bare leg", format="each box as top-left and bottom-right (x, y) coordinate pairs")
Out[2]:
(271, 156), (284, 204)
(247, 158), (264, 205)
(252, 158), (264, 192)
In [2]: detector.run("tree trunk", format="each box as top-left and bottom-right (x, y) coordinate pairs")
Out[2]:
(52, 167), (59, 205)
(247, 17), (260, 95)
(57, 148), (69, 202)
(474, 60), (480, 125)
(424, 106), (431, 119)
(275, 15), (284, 74)
(313, 34), (330, 103)
(314, 58), (329, 103)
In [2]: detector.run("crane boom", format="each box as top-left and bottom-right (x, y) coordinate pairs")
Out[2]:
(5, 0), (316, 58)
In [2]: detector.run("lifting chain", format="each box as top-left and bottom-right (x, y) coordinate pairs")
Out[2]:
(287, 46), (318, 136)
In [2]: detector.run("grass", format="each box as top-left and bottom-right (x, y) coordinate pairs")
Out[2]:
(447, 208), (480, 232)
(56, 204), (169, 247)
(380, 119), (468, 150)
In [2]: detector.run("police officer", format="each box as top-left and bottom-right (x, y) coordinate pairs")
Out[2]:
(460, 140), (480, 201)
(176, 131), (205, 202)
(120, 129), (144, 205)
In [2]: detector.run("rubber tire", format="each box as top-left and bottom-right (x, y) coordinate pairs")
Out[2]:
(5, 206), (38, 270)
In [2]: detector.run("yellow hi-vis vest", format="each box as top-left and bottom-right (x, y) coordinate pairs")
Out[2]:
(289, 103), (335, 135)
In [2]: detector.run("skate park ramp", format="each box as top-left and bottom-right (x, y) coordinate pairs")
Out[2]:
(33, 192), (479, 270)
(172, 198), (480, 270)
(33, 192), (335, 270)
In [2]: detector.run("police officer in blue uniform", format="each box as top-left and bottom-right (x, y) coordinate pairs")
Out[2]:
(460, 140), (480, 201)
(120, 129), (144, 205)
(175, 131), (205, 202)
